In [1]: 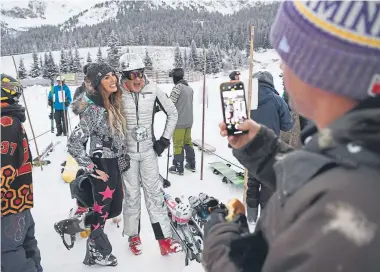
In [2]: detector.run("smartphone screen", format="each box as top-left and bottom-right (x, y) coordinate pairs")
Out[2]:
(220, 82), (248, 135)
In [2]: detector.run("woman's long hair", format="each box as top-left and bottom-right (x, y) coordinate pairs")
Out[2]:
(95, 74), (126, 136)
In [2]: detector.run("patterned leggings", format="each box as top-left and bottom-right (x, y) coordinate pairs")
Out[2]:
(85, 158), (123, 231)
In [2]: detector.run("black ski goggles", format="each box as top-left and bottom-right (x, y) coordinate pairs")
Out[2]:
(121, 69), (144, 80)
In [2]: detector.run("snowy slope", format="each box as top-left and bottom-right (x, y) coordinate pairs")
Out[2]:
(1, 0), (270, 31)
(0, 0), (105, 30)
(21, 57), (282, 270)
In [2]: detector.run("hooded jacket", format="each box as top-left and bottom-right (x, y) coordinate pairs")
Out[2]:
(121, 76), (178, 153)
(67, 93), (127, 171)
(202, 96), (380, 272)
(1, 103), (34, 216)
(251, 71), (293, 135)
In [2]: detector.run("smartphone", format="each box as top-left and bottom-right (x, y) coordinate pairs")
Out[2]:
(220, 81), (249, 136)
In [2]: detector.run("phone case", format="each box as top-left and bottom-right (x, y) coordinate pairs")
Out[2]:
(220, 81), (249, 136)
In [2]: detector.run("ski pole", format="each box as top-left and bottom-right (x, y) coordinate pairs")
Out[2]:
(11, 56), (43, 171)
(166, 143), (170, 180)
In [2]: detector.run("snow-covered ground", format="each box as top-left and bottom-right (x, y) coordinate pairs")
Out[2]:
(18, 50), (282, 271)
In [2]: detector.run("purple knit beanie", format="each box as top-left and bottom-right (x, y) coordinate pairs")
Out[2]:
(270, 1), (380, 101)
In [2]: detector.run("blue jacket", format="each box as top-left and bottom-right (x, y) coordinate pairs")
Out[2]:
(48, 84), (72, 111)
(251, 71), (293, 136)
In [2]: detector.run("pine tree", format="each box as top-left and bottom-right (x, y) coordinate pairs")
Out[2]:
(68, 50), (75, 73)
(59, 49), (69, 74)
(96, 46), (104, 63)
(47, 51), (58, 79)
(173, 43), (183, 68)
(86, 51), (92, 64)
(206, 47), (213, 74)
(18, 58), (27, 79)
(245, 37), (251, 58)
(39, 56), (44, 76)
(73, 47), (82, 73)
(198, 48), (205, 74)
(183, 49), (188, 71)
(138, 27), (145, 45)
(190, 40), (199, 71)
(29, 51), (40, 78)
(126, 26), (135, 46)
(143, 49), (153, 70)
(107, 30), (121, 70)
(43, 52), (49, 78)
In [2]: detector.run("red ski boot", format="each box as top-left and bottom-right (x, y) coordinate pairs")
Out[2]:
(128, 236), (142, 256)
(158, 238), (182, 256)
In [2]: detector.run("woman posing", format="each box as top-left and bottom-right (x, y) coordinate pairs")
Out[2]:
(54, 63), (130, 267)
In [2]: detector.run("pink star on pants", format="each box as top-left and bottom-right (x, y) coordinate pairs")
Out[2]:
(101, 212), (109, 220)
(99, 186), (115, 201)
(93, 201), (105, 214)
(92, 223), (100, 231)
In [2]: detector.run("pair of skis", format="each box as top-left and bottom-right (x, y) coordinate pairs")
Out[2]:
(32, 141), (61, 166)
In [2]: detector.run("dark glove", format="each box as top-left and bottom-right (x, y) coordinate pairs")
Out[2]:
(65, 100), (69, 107)
(49, 112), (53, 120)
(204, 208), (228, 237)
(153, 137), (170, 156)
(118, 154), (130, 173)
(48, 99), (53, 106)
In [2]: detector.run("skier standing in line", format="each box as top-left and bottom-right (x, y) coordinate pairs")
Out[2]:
(48, 76), (72, 136)
(119, 53), (181, 256)
(245, 71), (293, 224)
(73, 63), (92, 102)
(55, 63), (130, 266)
(167, 67), (196, 175)
(1, 74), (43, 272)
(229, 71), (241, 81)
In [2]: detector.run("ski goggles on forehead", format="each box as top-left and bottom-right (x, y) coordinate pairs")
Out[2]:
(121, 69), (144, 80)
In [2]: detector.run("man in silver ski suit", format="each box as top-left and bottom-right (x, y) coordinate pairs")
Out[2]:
(119, 53), (181, 256)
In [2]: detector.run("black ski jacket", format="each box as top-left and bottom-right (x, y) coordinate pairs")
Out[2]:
(1, 103), (34, 217)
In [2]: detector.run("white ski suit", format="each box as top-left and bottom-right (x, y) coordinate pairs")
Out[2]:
(121, 78), (178, 239)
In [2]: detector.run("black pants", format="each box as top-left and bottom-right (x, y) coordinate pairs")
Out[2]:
(54, 110), (68, 135)
(246, 175), (273, 210)
(1, 209), (43, 272)
(84, 158), (123, 231)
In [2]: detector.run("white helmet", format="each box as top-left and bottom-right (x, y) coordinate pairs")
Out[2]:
(119, 53), (145, 72)
(56, 75), (66, 82)
(173, 203), (192, 224)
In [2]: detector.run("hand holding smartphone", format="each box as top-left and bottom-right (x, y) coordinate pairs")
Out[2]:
(220, 81), (249, 136)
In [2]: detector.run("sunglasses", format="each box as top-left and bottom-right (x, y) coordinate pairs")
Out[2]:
(122, 69), (144, 80)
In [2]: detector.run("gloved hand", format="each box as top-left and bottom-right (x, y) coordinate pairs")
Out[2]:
(204, 208), (249, 238)
(48, 99), (53, 106)
(153, 137), (170, 156)
(65, 100), (70, 107)
(204, 208), (227, 237)
(49, 112), (53, 120)
(118, 154), (130, 173)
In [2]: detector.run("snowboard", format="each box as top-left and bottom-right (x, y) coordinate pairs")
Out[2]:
(209, 161), (244, 186)
(61, 155), (79, 183)
(192, 139), (216, 153)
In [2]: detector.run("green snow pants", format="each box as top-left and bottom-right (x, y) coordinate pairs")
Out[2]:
(172, 128), (195, 168)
